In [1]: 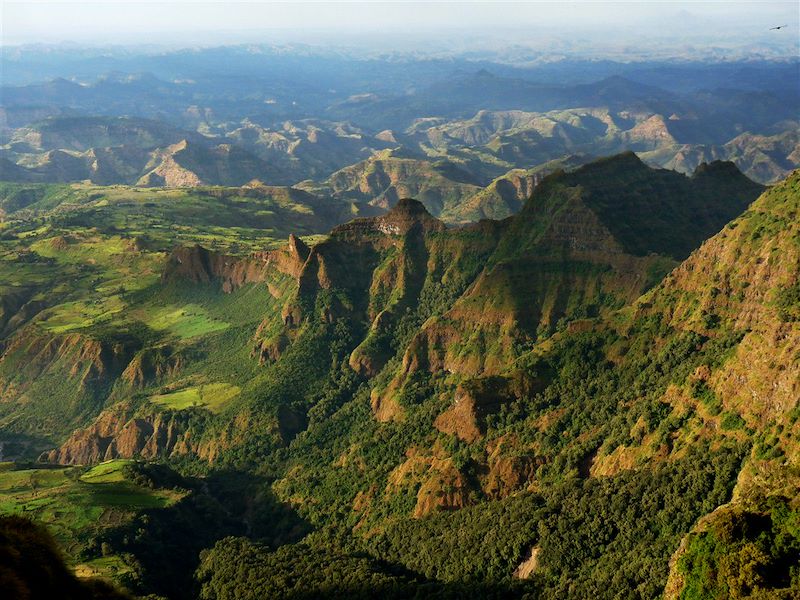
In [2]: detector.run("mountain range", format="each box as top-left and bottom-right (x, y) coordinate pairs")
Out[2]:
(0, 45), (798, 600)
(0, 151), (796, 598)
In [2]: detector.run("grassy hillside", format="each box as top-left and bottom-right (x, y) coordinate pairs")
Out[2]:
(0, 156), (794, 599)
(194, 167), (794, 598)
(0, 459), (181, 585)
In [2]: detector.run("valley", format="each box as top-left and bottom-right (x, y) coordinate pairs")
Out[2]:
(0, 149), (797, 598)
(0, 34), (798, 600)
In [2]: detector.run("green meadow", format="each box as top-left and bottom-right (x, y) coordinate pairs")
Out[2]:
(150, 382), (240, 412)
(0, 459), (185, 581)
(141, 304), (230, 340)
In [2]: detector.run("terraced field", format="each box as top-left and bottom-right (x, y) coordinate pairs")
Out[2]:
(0, 460), (185, 581)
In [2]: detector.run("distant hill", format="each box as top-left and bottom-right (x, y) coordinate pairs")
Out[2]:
(4, 115), (197, 153)
(297, 148), (483, 216)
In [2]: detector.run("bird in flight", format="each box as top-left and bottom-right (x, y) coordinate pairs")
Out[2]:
(769, 25), (788, 30)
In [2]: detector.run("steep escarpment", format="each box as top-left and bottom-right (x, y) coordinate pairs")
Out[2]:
(262, 169), (796, 600)
(274, 198), (500, 374)
(156, 155), (766, 437)
(639, 170), (800, 427)
(42, 403), (198, 465)
(548, 152), (764, 259)
(162, 233), (310, 293)
(378, 154), (763, 411)
(444, 169), (798, 541)
(0, 326), (138, 438)
(34, 155), (770, 473)
(244, 159), (785, 558)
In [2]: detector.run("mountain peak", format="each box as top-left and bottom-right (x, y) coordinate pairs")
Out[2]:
(388, 197), (429, 217)
(691, 160), (746, 179)
(287, 233), (310, 261)
(377, 197), (444, 235)
(330, 197), (444, 240)
(524, 152), (763, 260)
(590, 150), (644, 168)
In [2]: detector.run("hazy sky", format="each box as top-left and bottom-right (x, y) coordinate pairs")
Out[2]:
(2, 1), (798, 49)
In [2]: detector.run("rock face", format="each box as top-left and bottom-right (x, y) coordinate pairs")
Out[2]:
(162, 234), (310, 293)
(120, 347), (183, 388)
(0, 329), (134, 392)
(42, 405), (196, 464)
(621, 114), (676, 150)
(137, 141), (205, 186)
(484, 453), (541, 500)
(513, 547), (541, 579)
(434, 378), (514, 443)
(385, 445), (474, 518)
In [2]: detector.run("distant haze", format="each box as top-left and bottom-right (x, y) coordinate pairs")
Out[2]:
(2, 1), (798, 59)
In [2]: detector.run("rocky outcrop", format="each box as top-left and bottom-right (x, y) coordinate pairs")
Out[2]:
(329, 197), (446, 240)
(385, 445), (473, 518)
(484, 455), (539, 499)
(0, 328), (134, 391)
(434, 378), (513, 443)
(42, 404), (197, 465)
(137, 141), (205, 187)
(120, 346), (183, 388)
(621, 114), (676, 150)
(513, 546), (541, 579)
(162, 234), (310, 293)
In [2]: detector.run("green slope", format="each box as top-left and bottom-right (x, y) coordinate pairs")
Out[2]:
(0, 156), (794, 600)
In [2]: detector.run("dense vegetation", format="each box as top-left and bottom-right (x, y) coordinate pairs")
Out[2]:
(196, 446), (745, 599)
(0, 157), (796, 598)
(0, 515), (131, 599)
(677, 498), (800, 599)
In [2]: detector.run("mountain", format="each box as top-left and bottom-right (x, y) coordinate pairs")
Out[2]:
(135, 138), (284, 187)
(404, 107), (800, 185)
(193, 162), (796, 599)
(1, 44), (799, 599)
(657, 128), (800, 186)
(226, 119), (397, 182)
(442, 155), (594, 223)
(298, 148), (484, 216)
(0, 118), (290, 187)
(18, 154), (761, 461)
(327, 72), (683, 130)
(3, 116), (195, 153)
(2, 75), (797, 201)
(1, 116), (401, 188)
(0, 154), (759, 458)
(0, 154), (795, 599)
